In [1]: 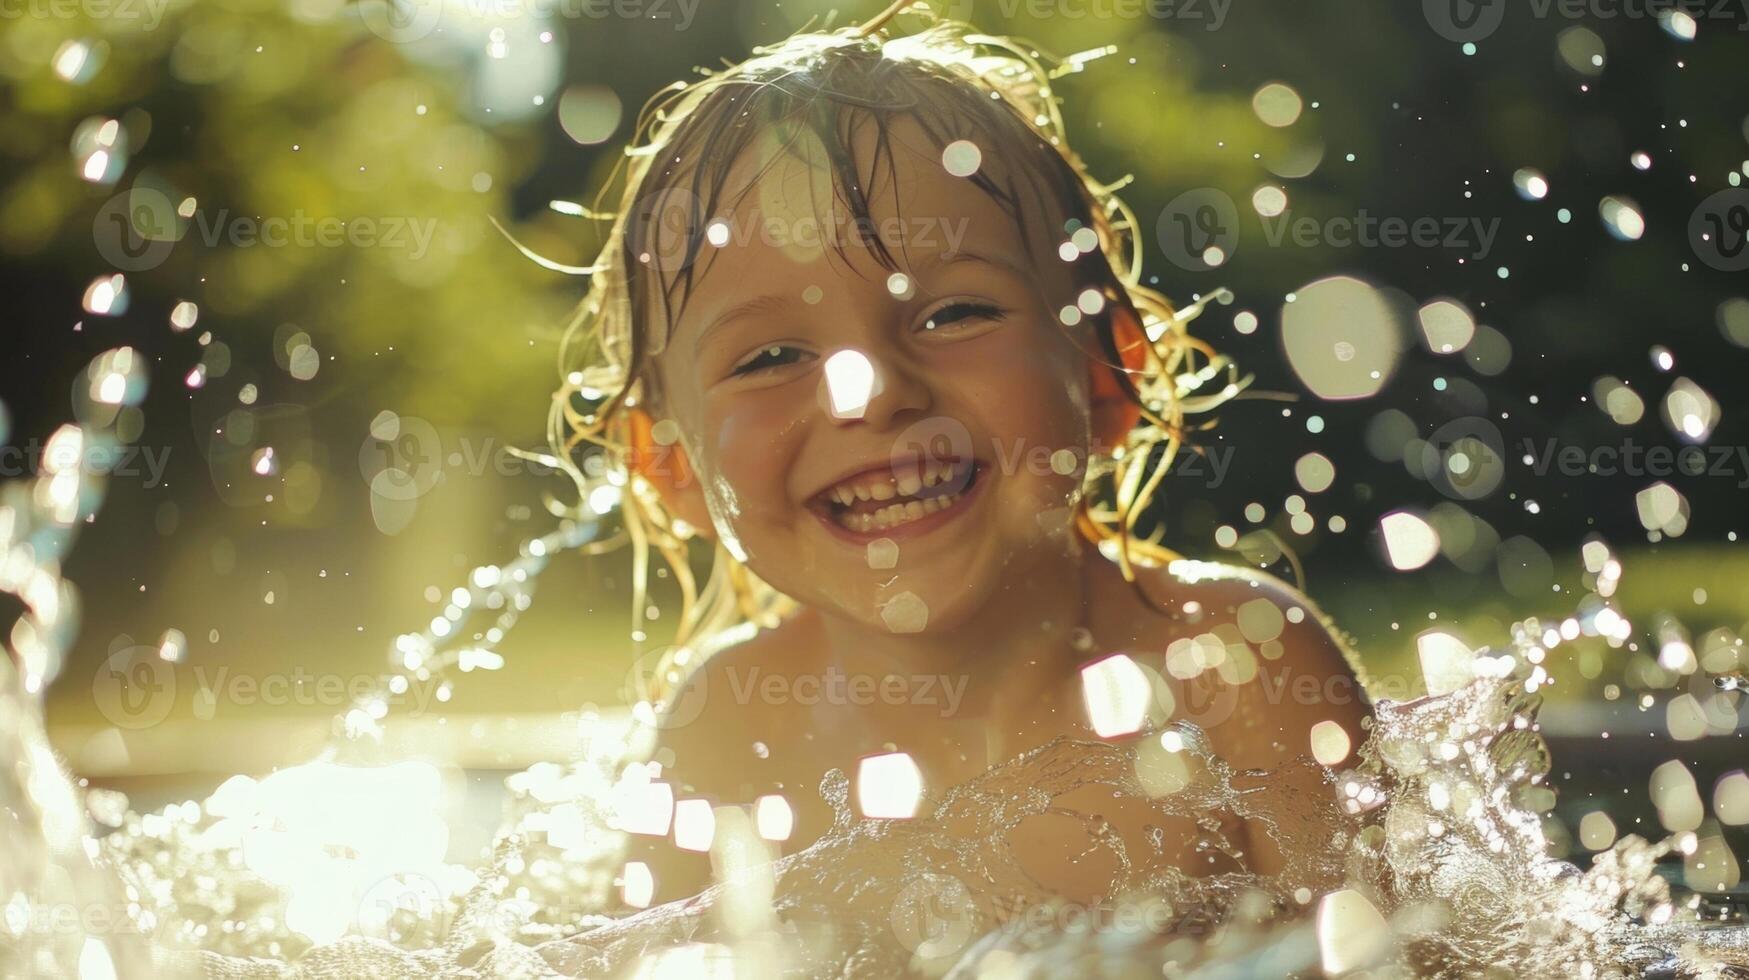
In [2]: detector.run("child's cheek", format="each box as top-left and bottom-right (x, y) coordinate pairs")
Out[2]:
(695, 399), (805, 552)
(959, 335), (1094, 486)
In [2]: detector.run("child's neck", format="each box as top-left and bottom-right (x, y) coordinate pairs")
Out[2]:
(806, 536), (1102, 722)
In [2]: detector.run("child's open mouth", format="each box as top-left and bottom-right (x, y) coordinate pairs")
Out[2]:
(808, 457), (982, 537)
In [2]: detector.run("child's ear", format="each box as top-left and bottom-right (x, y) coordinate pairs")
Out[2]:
(626, 407), (713, 535)
(1090, 304), (1148, 452)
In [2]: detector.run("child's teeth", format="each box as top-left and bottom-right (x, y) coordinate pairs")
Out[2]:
(833, 490), (963, 533)
(853, 484), (872, 502)
(870, 481), (895, 501)
(896, 473), (923, 496)
(923, 462), (942, 487)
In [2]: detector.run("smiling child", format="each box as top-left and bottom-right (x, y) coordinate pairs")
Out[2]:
(549, 14), (1370, 907)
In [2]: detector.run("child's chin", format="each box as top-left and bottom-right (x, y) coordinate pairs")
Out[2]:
(844, 575), (994, 636)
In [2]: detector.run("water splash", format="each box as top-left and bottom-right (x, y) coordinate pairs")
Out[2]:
(28, 599), (1749, 977)
(0, 352), (157, 979)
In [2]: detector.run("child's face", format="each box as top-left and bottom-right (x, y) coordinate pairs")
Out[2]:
(647, 116), (1105, 635)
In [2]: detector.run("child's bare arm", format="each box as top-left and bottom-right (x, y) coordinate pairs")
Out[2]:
(627, 663), (740, 904)
(1220, 582), (1370, 773)
(631, 639), (811, 905)
(1169, 572), (1370, 876)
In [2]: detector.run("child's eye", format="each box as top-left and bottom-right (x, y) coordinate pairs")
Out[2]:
(730, 344), (814, 377)
(920, 301), (1006, 335)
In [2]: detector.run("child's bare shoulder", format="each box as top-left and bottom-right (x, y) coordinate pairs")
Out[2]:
(1132, 558), (1358, 670)
(1122, 558), (1370, 767)
(650, 621), (815, 797)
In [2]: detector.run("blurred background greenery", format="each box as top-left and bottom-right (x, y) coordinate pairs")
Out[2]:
(3, 0), (1748, 868)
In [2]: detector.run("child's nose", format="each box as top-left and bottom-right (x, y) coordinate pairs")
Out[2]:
(819, 348), (932, 429)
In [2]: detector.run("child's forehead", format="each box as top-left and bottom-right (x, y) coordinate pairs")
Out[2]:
(647, 113), (1076, 330)
(731, 114), (1060, 236)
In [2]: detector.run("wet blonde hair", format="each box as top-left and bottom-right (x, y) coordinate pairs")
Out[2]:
(545, 6), (1243, 696)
